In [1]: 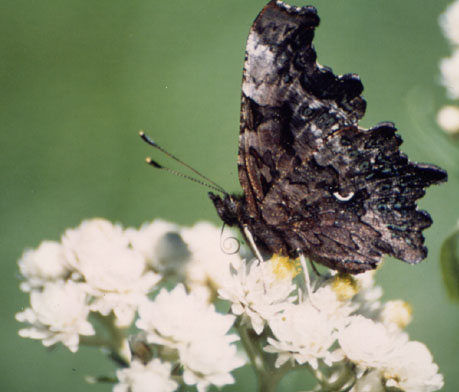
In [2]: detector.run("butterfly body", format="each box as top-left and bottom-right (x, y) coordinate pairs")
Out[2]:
(209, 0), (447, 273)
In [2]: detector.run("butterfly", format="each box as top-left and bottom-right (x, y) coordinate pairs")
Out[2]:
(209, 0), (447, 273)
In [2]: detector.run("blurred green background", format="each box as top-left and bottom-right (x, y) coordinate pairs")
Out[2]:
(1, 0), (458, 390)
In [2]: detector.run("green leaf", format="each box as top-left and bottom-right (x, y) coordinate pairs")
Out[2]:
(440, 226), (459, 303)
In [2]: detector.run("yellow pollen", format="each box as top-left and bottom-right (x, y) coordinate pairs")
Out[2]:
(331, 273), (359, 301)
(269, 254), (300, 280)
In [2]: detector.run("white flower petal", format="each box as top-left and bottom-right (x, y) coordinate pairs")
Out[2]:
(180, 338), (244, 391)
(62, 218), (160, 326)
(18, 241), (71, 291)
(440, 49), (459, 99)
(137, 284), (236, 348)
(440, 0), (459, 46)
(16, 281), (94, 352)
(182, 222), (243, 301)
(265, 301), (338, 368)
(114, 359), (178, 392)
(383, 341), (444, 392)
(218, 257), (297, 334)
(437, 105), (459, 134)
(338, 316), (406, 369)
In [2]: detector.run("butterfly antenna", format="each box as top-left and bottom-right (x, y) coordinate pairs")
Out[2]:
(144, 157), (226, 194)
(140, 131), (227, 194)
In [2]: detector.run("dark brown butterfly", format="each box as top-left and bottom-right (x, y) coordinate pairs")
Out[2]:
(209, 0), (447, 273)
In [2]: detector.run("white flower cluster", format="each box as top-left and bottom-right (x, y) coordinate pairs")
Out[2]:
(220, 257), (444, 392)
(16, 219), (245, 391)
(135, 284), (244, 392)
(16, 218), (443, 391)
(438, 0), (459, 134)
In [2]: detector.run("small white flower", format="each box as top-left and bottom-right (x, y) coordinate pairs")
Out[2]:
(218, 256), (297, 334)
(18, 240), (71, 291)
(265, 301), (340, 369)
(126, 220), (189, 274)
(440, 0), (459, 46)
(16, 281), (94, 352)
(311, 283), (356, 329)
(437, 105), (459, 134)
(114, 359), (178, 392)
(352, 270), (383, 319)
(137, 284), (244, 391)
(62, 218), (160, 327)
(440, 49), (459, 99)
(380, 300), (412, 330)
(383, 341), (444, 392)
(181, 337), (245, 392)
(338, 315), (406, 369)
(182, 222), (243, 302)
(137, 284), (237, 348)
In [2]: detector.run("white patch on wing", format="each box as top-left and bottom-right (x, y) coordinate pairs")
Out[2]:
(333, 191), (355, 201)
(242, 31), (276, 103)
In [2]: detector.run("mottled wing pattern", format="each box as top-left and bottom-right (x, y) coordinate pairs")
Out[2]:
(237, 0), (447, 272)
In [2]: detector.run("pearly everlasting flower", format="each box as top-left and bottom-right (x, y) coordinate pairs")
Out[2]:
(136, 284), (244, 391)
(181, 337), (245, 392)
(18, 240), (71, 292)
(62, 218), (160, 327)
(114, 359), (178, 392)
(351, 270), (383, 319)
(15, 216), (444, 391)
(137, 284), (237, 348)
(380, 299), (412, 330)
(265, 301), (341, 369)
(16, 280), (94, 352)
(126, 220), (189, 274)
(440, 0), (459, 46)
(437, 105), (459, 134)
(218, 256), (297, 334)
(181, 222), (243, 302)
(311, 281), (356, 329)
(440, 49), (459, 99)
(383, 341), (444, 392)
(338, 315), (406, 370)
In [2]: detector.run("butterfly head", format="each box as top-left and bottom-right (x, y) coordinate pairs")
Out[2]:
(208, 192), (244, 228)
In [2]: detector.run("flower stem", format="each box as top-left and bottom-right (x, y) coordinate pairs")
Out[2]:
(236, 320), (291, 392)
(237, 321), (266, 375)
(84, 312), (130, 366)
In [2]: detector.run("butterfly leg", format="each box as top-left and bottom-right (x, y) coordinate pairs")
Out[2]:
(242, 225), (270, 293)
(242, 225), (265, 263)
(298, 251), (319, 309)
